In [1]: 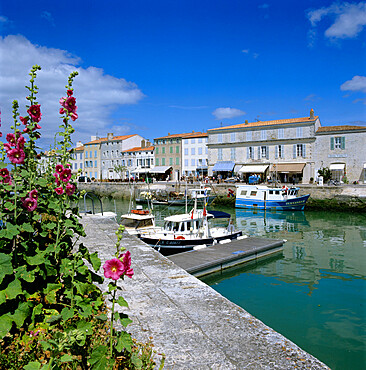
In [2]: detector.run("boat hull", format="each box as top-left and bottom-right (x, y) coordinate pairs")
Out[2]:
(235, 194), (310, 211)
(138, 230), (243, 255)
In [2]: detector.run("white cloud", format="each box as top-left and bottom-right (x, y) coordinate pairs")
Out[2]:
(0, 15), (9, 23)
(307, 2), (366, 41)
(340, 76), (366, 93)
(212, 107), (246, 120)
(0, 35), (144, 148)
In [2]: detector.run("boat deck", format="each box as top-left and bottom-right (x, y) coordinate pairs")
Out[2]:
(168, 236), (285, 277)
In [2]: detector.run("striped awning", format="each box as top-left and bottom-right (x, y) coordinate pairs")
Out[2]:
(212, 161), (235, 172)
(329, 163), (345, 171)
(147, 166), (172, 174)
(271, 163), (305, 173)
(238, 165), (269, 173)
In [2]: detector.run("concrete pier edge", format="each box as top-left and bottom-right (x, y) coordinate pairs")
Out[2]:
(78, 215), (330, 369)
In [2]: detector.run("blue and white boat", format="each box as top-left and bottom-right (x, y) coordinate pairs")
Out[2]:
(235, 185), (310, 211)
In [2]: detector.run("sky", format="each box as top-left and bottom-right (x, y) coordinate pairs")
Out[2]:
(0, 0), (365, 150)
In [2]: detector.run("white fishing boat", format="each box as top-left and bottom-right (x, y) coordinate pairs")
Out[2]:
(137, 201), (244, 255)
(235, 185), (310, 211)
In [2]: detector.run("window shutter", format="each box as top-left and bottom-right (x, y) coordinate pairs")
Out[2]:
(275, 145), (278, 159)
(247, 147), (250, 159)
(257, 146), (260, 159)
(303, 144), (306, 158)
(281, 145), (284, 159)
(330, 137), (334, 150)
(266, 146), (269, 160)
(293, 144), (297, 159)
(341, 136), (345, 150)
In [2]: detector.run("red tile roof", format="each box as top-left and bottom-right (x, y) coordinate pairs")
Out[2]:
(84, 134), (136, 145)
(154, 131), (204, 140)
(208, 116), (319, 131)
(122, 146), (154, 153)
(316, 125), (366, 133)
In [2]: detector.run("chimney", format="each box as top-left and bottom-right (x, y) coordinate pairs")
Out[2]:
(146, 140), (151, 147)
(310, 109), (315, 120)
(76, 141), (83, 147)
(168, 133), (170, 136)
(107, 133), (114, 140)
(245, 120), (249, 125)
(141, 139), (146, 148)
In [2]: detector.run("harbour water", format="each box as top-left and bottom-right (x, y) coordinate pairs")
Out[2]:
(94, 197), (366, 370)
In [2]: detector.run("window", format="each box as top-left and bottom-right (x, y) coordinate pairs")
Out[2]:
(191, 138), (195, 144)
(184, 148), (188, 155)
(85, 151), (88, 158)
(294, 144), (306, 158)
(191, 159), (195, 166)
(170, 147), (173, 154)
(94, 150), (97, 158)
(261, 146), (268, 159)
(218, 133), (223, 143)
(191, 148), (195, 155)
(246, 131), (252, 141)
(185, 159), (188, 166)
(176, 146), (179, 154)
(155, 147), (159, 155)
(80, 163), (82, 169)
(95, 160), (97, 167)
(218, 148), (223, 160)
(331, 136), (345, 150)
(247, 146), (254, 159)
(74, 163), (78, 170)
(156, 158), (159, 166)
(198, 147), (202, 155)
(275, 145), (284, 159)
(278, 128), (284, 139)
(85, 161), (88, 168)
(261, 130), (267, 140)
(198, 138), (202, 143)
(89, 151), (92, 158)
(231, 132), (236, 142)
(169, 158), (173, 165)
(162, 158), (165, 165)
(296, 127), (303, 138)
(79, 153), (83, 160)
(231, 148), (236, 160)
(162, 147), (165, 154)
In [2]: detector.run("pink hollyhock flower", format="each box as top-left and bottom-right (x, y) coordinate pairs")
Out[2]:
(120, 251), (134, 278)
(22, 197), (37, 212)
(8, 148), (25, 164)
(65, 183), (75, 196)
(55, 186), (64, 195)
(59, 108), (65, 115)
(34, 132), (41, 139)
(67, 89), (73, 96)
(27, 104), (42, 123)
(1, 175), (12, 185)
(3, 143), (12, 153)
(17, 134), (25, 149)
(59, 168), (71, 183)
(55, 164), (64, 174)
(0, 132), (2, 138)
(6, 133), (17, 146)
(19, 116), (29, 125)
(103, 258), (124, 280)
(23, 127), (31, 134)
(33, 124), (41, 130)
(70, 112), (78, 121)
(64, 96), (77, 113)
(59, 97), (66, 105)
(29, 189), (38, 199)
(53, 173), (60, 186)
(0, 168), (9, 177)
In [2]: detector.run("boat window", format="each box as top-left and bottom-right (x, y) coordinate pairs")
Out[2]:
(164, 221), (172, 231)
(269, 190), (274, 195)
(275, 191), (280, 195)
(250, 191), (257, 196)
(173, 222), (179, 232)
(140, 219), (153, 227)
(186, 221), (192, 231)
(120, 218), (139, 228)
(240, 190), (246, 196)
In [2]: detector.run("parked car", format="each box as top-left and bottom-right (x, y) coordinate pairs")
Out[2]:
(224, 177), (240, 183)
(78, 176), (91, 183)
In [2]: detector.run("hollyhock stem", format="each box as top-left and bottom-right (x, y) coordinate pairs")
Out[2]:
(109, 284), (117, 359)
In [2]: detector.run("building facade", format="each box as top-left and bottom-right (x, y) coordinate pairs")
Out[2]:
(122, 143), (155, 180)
(70, 141), (84, 175)
(83, 136), (102, 180)
(314, 126), (366, 183)
(181, 132), (208, 178)
(207, 110), (321, 183)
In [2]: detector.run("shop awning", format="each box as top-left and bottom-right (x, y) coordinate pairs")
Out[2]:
(271, 163), (305, 173)
(212, 161), (235, 172)
(238, 165), (269, 173)
(364, 163), (366, 169)
(130, 168), (150, 174)
(329, 163), (345, 171)
(147, 166), (172, 174)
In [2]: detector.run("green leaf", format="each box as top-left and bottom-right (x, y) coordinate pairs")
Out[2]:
(6, 278), (23, 300)
(60, 354), (73, 363)
(37, 178), (47, 187)
(117, 296), (129, 308)
(26, 250), (46, 265)
(61, 307), (75, 321)
(0, 290), (6, 305)
(0, 314), (12, 338)
(23, 361), (42, 370)
(77, 320), (93, 336)
(115, 312), (132, 327)
(46, 314), (62, 324)
(0, 224), (19, 239)
(116, 331), (133, 352)
(4, 202), (15, 211)
(44, 283), (62, 304)
(21, 223), (35, 233)
(15, 266), (36, 283)
(89, 345), (108, 369)
(11, 301), (31, 327)
(95, 313), (108, 321)
(89, 252), (101, 272)
(0, 253), (13, 284)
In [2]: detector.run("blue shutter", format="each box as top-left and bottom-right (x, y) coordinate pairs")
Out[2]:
(293, 145), (297, 159)
(247, 147), (250, 159)
(281, 145), (284, 159)
(257, 147), (260, 159)
(266, 146), (269, 160)
(303, 144), (306, 158)
(275, 145), (278, 159)
(330, 137), (334, 150)
(341, 136), (345, 150)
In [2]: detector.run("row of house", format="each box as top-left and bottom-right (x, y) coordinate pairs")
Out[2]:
(69, 109), (366, 184)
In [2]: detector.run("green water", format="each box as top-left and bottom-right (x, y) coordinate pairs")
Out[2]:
(97, 198), (366, 369)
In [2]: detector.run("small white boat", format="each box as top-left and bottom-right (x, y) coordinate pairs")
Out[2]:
(137, 203), (243, 255)
(235, 185), (310, 211)
(120, 206), (156, 235)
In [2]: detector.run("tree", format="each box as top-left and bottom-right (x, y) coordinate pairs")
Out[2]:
(318, 167), (332, 182)
(114, 164), (127, 180)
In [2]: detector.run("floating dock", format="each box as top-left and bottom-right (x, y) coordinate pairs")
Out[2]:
(168, 236), (285, 277)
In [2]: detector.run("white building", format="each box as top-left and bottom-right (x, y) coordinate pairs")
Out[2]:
(181, 132), (208, 177)
(122, 143), (155, 180)
(70, 141), (84, 175)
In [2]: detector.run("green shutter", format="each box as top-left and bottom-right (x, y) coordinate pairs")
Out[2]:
(330, 137), (334, 150)
(341, 136), (345, 150)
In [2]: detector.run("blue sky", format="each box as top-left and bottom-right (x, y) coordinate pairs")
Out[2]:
(0, 0), (365, 149)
